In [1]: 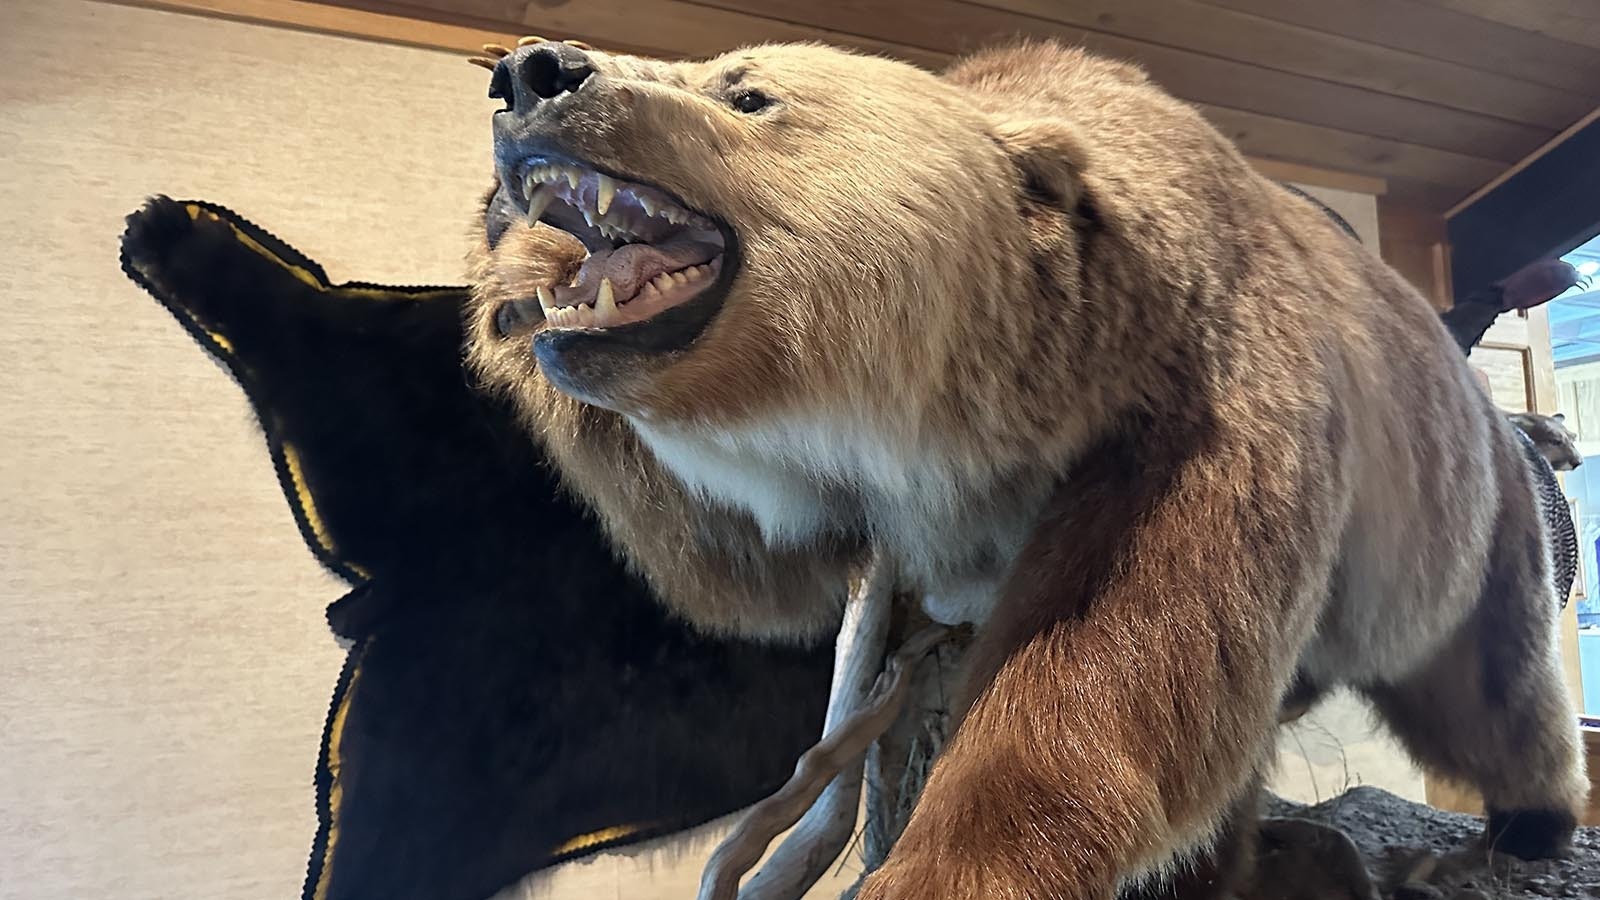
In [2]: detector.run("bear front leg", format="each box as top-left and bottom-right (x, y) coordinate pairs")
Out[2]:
(858, 437), (1329, 900)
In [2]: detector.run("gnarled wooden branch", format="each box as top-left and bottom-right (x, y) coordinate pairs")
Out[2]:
(862, 633), (965, 869)
(697, 619), (952, 900)
(736, 559), (896, 899)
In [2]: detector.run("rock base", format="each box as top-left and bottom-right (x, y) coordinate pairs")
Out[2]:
(1249, 787), (1598, 900)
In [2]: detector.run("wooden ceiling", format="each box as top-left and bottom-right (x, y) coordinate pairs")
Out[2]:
(148, 0), (1600, 213)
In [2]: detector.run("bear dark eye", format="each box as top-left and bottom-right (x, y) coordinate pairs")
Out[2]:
(730, 89), (773, 114)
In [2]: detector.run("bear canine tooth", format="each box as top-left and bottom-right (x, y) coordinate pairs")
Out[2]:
(526, 185), (555, 224)
(596, 174), (617, 215)
(596, 279), (618, 317)
(536, 285), (555, 313)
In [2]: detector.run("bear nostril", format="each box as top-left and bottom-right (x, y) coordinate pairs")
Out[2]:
(488, 61), (513, 111)
(518, 43), (596, 101)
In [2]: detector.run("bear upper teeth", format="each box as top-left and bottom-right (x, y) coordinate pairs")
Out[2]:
(517, 160), (711, 237)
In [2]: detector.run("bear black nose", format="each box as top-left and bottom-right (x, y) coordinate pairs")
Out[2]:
(515, 41), (596, 101)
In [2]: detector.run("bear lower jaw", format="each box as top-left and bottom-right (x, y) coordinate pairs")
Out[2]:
(493, 249), (724, 340)
(526, 242), (739, 399)
(540, 248), (729, 329)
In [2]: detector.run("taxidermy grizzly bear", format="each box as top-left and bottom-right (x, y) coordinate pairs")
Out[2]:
(465, 39), (1587, 900)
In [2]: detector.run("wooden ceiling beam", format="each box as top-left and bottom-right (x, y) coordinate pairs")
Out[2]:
(115, 0), (1515, 202)
(106, 0), (527, 55)
(1199, 106), (1503, 190)
(1448, 104), (1600, 218)
(1416, 0), (1600, 52)
(566, 0), (1547, 160)
(959, 0), (1592, 130)
(1196, 0), (1600, 96)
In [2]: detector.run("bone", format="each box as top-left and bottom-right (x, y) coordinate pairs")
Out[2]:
(696, 605), (952, 900)
(734, 559), (896, 900)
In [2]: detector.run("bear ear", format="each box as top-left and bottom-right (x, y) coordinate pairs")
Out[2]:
(991, 118), (1089, 210)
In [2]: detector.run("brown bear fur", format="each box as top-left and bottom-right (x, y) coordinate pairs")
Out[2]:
(466, 40), (1586, 899)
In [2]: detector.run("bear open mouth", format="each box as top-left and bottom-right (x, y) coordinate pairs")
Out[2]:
(495, 157), (730, 337)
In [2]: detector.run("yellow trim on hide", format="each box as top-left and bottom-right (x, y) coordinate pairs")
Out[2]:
(184, 203), (322, 290)
(280, 442), (371, 580)
(313, 663), (363, 900)
(554, 823), (646, 857)
(203, 328), (235, 354)
(282, 443), (333, 553)
(237, 228), (325, 289)
(182, 202), (459, 301)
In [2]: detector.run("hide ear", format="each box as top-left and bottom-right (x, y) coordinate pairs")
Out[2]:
(992, 118), (1090, 210)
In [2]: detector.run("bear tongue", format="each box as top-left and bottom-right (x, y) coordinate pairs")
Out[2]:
(554, 240), (720, 307)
